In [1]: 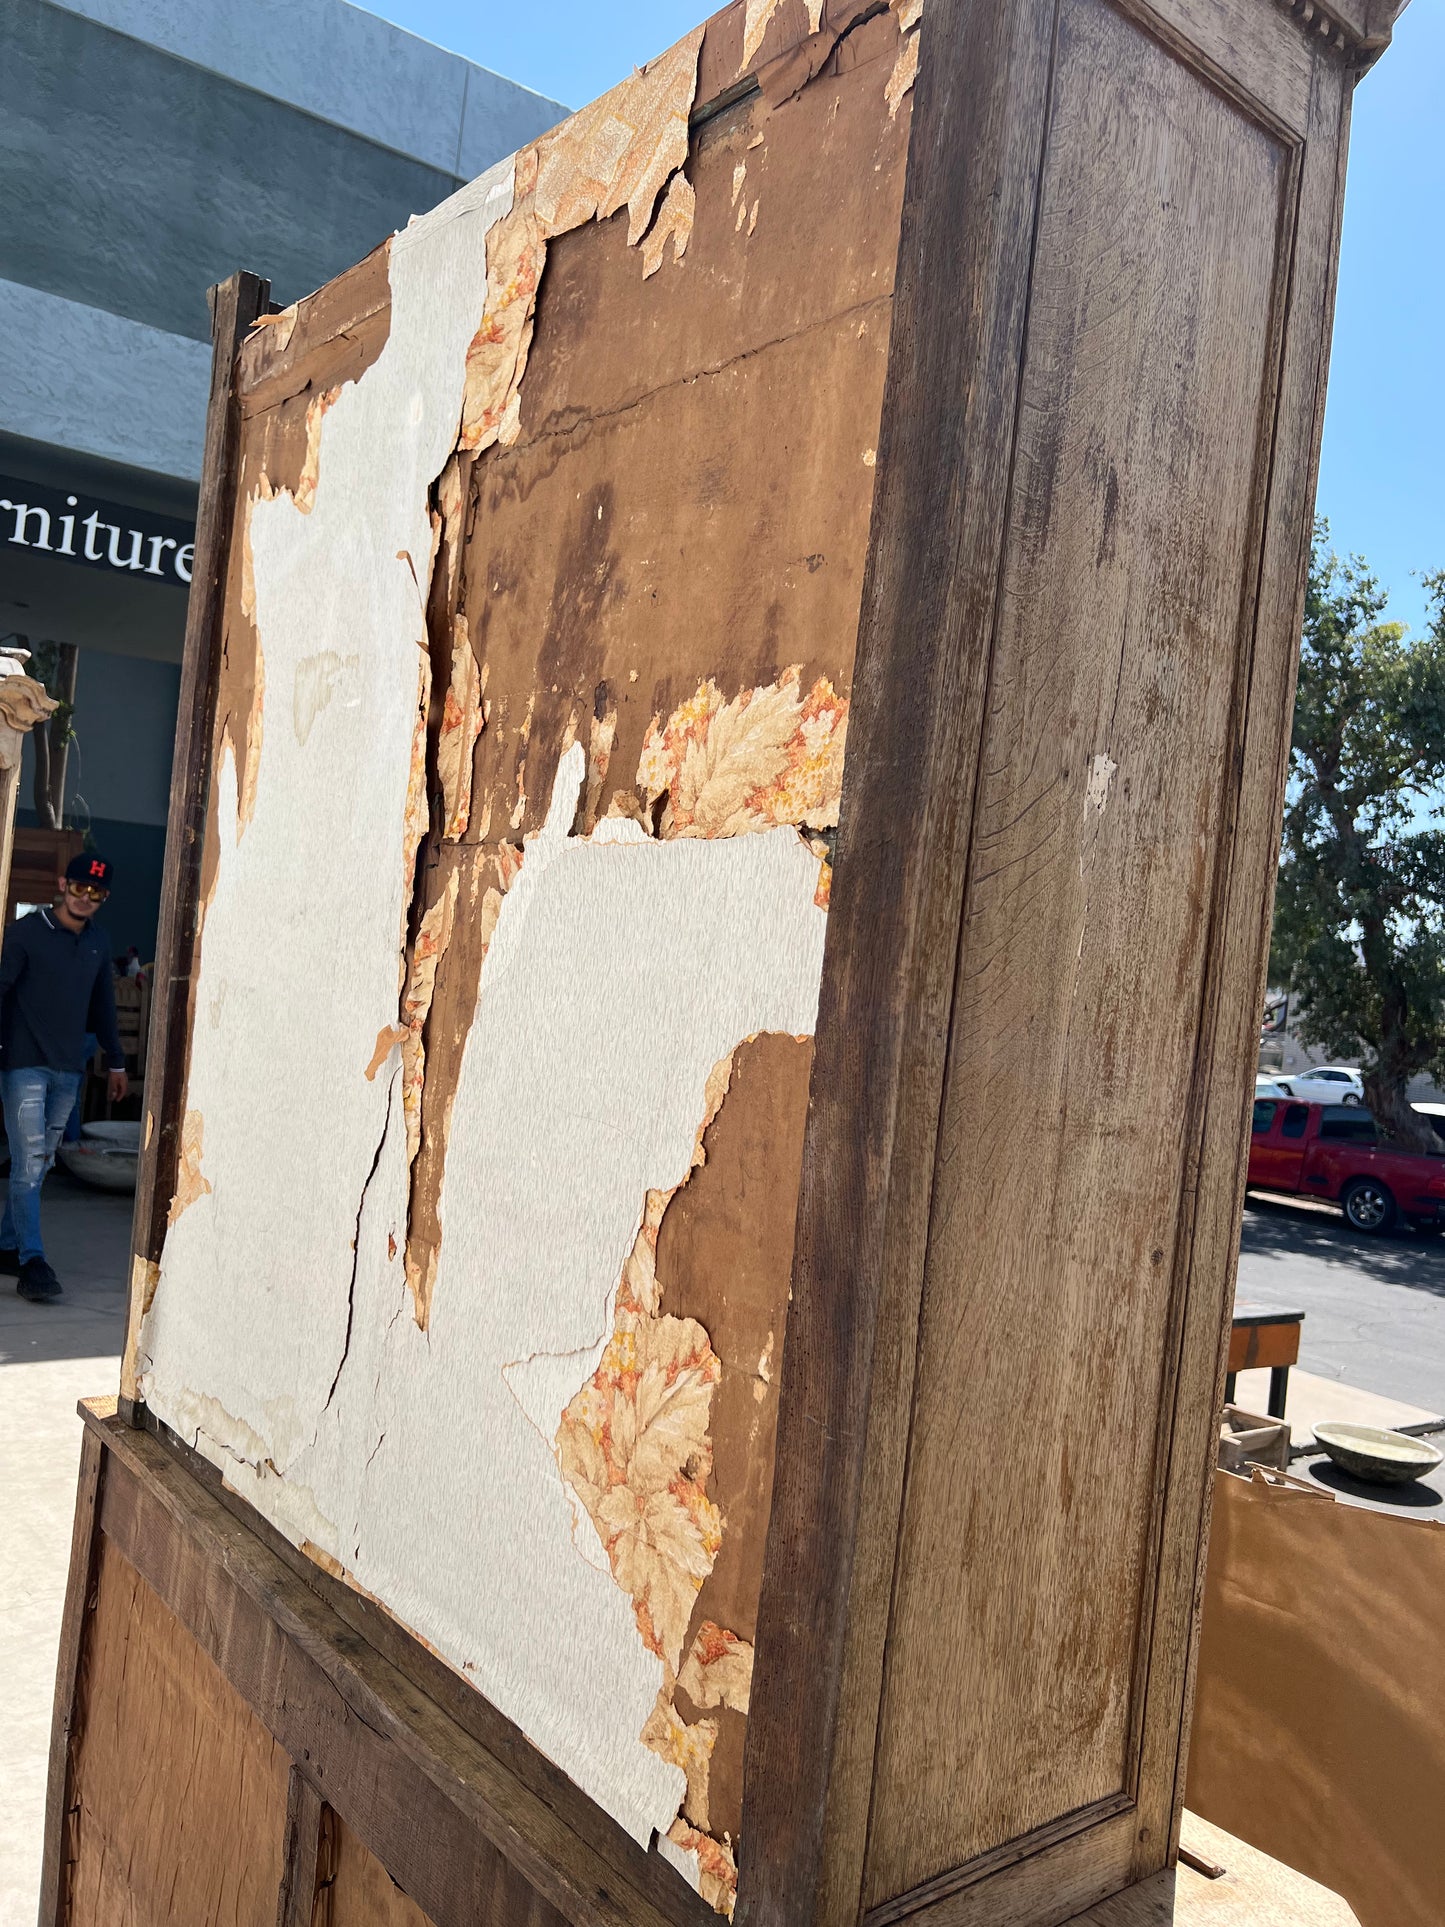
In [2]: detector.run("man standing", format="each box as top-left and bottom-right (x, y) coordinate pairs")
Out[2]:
(0, 854), (128, 1301)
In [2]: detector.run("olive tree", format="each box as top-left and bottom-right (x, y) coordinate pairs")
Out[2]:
(1269, 527), (1445, 1150)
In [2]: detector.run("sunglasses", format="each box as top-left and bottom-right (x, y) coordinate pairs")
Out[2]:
(65, 882), (108, 902)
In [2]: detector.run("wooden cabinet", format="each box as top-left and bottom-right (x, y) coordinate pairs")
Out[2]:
(45, 3), (1406, 1925)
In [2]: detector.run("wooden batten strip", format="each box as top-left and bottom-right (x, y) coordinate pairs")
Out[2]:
(277, 1766), (326, 1927)
(124, 271), (272, 1417)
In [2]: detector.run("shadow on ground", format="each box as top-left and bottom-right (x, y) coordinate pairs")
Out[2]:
(0, 1169), (132, 1367)
(1304, 1455), (1444, 1509)
(1243, 1194), (1445, 1298)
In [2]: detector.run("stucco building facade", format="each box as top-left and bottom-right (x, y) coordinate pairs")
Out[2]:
(0, 0), (563, 954)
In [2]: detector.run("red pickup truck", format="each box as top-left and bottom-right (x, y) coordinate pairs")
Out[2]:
(1248, 1098), (1445, 1234)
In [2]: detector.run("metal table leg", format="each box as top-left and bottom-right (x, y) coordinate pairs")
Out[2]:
(1268, 1365), (1289, 1420)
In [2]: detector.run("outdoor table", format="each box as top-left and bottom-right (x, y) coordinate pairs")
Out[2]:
(1226, 1303), (1305, 1420)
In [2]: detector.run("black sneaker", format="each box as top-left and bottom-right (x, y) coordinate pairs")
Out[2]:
(0, 1247), (17, 1274)
(17, 1256), (61, 1302)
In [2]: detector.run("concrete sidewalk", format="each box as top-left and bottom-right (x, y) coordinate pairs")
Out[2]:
(1231, 1364), (1444, 1445)
(0, 1176), (130, 1927)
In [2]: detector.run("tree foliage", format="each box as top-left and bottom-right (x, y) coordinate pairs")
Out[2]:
(1269, 526), (1445, 1148)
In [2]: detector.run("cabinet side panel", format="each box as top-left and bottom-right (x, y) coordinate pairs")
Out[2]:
(64, 1537), (291, 1927)
(865, 0), (1296, 1900)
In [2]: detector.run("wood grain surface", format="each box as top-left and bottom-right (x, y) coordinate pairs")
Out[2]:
(312, 1811), (438, 1927)
(747, 0), (1359, 1921)
(123, 270), (270, 1398)
(132, 1407), (710, 1927)
(94, 0), (1375, 1922)
(64, 1535), (292, 1927)
(864, 0), (1295, 1894)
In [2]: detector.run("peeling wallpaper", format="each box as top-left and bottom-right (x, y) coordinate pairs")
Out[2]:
(152, 732), (826, 1843)
(143, 154), (514, 1462)
(135, 5), (918, 1911)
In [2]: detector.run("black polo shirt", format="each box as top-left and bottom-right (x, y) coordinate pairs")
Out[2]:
(0, 907), (124, 1074)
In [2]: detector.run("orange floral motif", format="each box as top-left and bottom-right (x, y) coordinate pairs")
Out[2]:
(641, 1690), (718, 1830)
(494, 841), (524, 892)
(616, 1188), (671, 1317)
(458, 201), (544, 453)
(666, 1821), (739, 1918)
(678, 1621), (754, 1715)
(168, 1110), (212, 1224)
(642, 172), (695, 279)
(294, 384), (341, 513)
(399, 869), (459, 1164)
(549, 1051), (762, 1910)
(739, 0), (823, 69)
(637, 667), (848, 840)
(557, 1310), (722, 1673)
(887, 0), (924, 117)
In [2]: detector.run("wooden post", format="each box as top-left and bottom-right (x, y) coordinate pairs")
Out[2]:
(122, 270), (271, 1421)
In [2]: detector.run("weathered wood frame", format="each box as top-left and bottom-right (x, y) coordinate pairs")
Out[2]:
(50, 1), (1402, 1923)
(744, 1), (1374, 1922)
(121, 268), (273, 1415)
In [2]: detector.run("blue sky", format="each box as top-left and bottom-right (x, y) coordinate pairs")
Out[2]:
(1316, 4), (1443, 638)
(376, 1), (1442, 636)
(375, 3), (706, 115)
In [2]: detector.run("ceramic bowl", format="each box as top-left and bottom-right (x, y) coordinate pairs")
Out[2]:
(1312, 1422), (1443, 1486)
(58, 1120), (140, 1193)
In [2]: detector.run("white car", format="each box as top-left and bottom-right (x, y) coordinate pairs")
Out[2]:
(1254, 1075), (1292, 1098)
(1275, 1065), (1365, 1106)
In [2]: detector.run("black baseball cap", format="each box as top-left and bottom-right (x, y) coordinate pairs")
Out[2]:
(65, 853), (113, 889)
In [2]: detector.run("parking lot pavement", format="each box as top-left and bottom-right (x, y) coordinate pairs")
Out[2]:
(1237, 1193), (1445, 1420)
(0, 1175), (130, 1927)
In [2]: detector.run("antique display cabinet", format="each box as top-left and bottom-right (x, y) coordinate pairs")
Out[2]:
(42, 1), (1406, 1923)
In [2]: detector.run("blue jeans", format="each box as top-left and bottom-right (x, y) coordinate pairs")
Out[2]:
(63, 1034), (97, 1144)
(2, 1068), (82, 1262)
